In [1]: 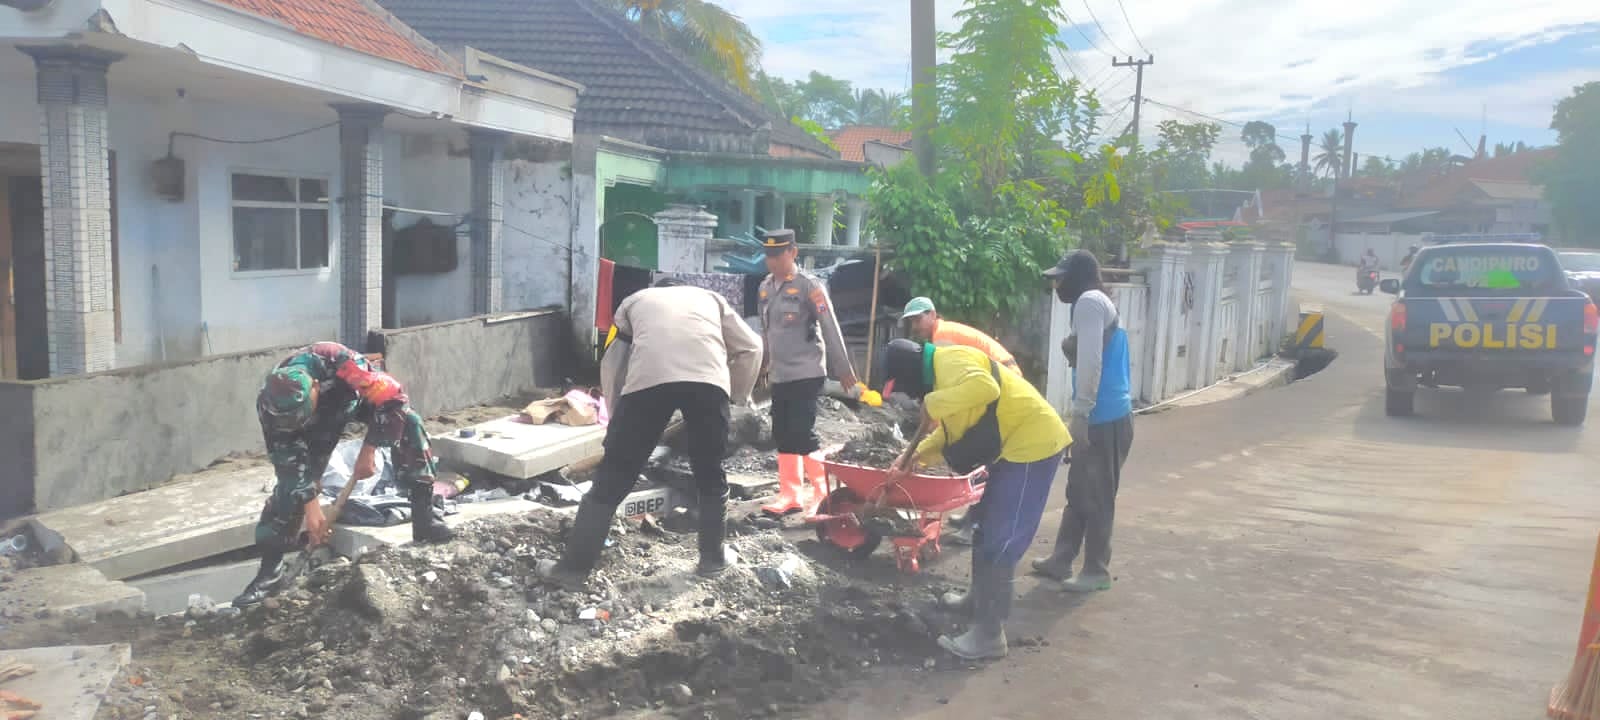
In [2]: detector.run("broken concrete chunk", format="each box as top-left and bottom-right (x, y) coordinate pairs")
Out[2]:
(341, 565), (407, 622)
(667, 683), (694, 705)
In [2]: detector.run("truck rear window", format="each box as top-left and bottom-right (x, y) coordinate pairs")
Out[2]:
(1407, 247), (1565, 296)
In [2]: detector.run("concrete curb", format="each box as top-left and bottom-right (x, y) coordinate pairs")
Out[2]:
(1136, 358), (1298, 415)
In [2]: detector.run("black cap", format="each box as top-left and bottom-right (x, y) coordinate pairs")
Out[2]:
(880, 339), (930, 399)
(1042, 254), (1073, 278)
(761, 228), (796, 255)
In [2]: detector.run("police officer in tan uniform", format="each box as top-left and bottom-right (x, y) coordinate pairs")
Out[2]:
(757, 229), (859, 515)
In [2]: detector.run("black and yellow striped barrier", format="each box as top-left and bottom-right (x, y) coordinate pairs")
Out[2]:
(1295, 309), (1325, 350)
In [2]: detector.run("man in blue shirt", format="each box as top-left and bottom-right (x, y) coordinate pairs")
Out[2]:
(1033, 250), (1135, 592)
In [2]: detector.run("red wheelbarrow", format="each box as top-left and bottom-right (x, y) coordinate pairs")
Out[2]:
(805, 448), (986, 573)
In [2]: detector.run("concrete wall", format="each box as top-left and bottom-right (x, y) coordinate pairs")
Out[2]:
(0, 382), (36, 519)
(1334, 232), (1421, 271)
(2, 345), (291, 514)
(372, 309), (568, 417)
(388, 131), (472, 327)
(503, 157), (574, 312)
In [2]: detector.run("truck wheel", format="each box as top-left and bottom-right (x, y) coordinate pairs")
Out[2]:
(1385, 389), (1414, 417)
(1552, 394), (1588, 426)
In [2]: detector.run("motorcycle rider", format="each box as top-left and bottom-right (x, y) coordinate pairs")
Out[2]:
(1400, 244), (1420, 274)
(1357, 248), (1381, 288)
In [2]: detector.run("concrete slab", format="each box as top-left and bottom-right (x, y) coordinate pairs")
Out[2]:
(727, 473), (777, 500)
(0, 564), (144, 620)
(329, 496), (552, 558)
(127, 559), (259, 616)
(29, 466), (274, 581)
(0, 644), (130, 720)
(431, 416), (606, 480)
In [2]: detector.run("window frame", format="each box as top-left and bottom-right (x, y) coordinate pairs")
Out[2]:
(228, 170), (333, 278)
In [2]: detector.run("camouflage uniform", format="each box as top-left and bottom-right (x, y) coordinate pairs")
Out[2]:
(254, 342), (435, 549)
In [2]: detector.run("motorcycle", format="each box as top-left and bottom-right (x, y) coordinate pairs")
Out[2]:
(1357, 269), (1379, 294)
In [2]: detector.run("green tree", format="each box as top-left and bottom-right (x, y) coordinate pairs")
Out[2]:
(602, 0), (761, 92)
(1534, 81), (1600, 245)
(1154, 119), (1221, 190)
(870, 0), (1123, 328)
(1313, 128), (1344, 178)
(1397, 147), (1458, 180)
(1360, 154), (1395, 179)
(1493, 140), (1529, 158)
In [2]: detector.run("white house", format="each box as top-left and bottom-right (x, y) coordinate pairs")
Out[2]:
(0, 0), (582, 379)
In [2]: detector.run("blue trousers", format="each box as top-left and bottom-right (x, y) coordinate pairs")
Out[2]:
(972, 451), (1065, 568)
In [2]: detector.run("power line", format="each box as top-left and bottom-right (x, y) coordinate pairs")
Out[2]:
(1111, 0), (1151, 55)
(1143, 97), (1302, 146)
(1059, 6), (1112, 57)
(1079, 0), (1134, 57)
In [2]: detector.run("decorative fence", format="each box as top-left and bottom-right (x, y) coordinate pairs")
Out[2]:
(1044, 242), (1296, 417)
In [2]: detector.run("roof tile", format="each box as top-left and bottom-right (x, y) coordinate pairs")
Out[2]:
(216, 0), (454, 75)
(380, 0), (836, 157)
(829, 126), (912, 163)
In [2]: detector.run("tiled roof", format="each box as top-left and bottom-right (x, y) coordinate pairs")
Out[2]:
(1401, 148), (1555, 209)
(216, 0), (455, 75)
(829, 126), (912, 162)
(380, 0), (836, 158)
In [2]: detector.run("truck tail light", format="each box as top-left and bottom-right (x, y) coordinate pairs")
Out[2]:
(1586, 301), (1598, 335)
(1390, 302), (1406, 332)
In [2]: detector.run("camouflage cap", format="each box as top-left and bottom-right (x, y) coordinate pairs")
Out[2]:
(259, 367), (315, 430)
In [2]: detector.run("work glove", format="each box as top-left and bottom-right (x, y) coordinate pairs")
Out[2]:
(1069, 413), (1091, 451)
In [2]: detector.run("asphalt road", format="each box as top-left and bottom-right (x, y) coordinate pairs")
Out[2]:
(816, 260), (1599, 720)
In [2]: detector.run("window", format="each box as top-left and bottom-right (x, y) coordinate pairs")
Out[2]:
(231, 173), (330, 272)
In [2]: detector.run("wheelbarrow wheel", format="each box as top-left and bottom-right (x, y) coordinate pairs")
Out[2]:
(814, 487), (882, 558)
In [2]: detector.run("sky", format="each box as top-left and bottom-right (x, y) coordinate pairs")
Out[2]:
(720, 0), (1600, 168)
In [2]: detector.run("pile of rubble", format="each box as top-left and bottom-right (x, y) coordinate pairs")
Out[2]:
(8, 507), (956, 720)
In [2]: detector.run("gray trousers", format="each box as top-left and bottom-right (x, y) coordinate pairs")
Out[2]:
(1050, 415), (1133, 578)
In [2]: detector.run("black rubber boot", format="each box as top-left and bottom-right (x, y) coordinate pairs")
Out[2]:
(547, 498), (613, 589)
(409, 484), (454, 544)
(696, 491), (731, 577)
(231, 549), (285, 607)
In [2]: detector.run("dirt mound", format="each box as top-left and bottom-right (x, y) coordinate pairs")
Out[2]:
(832, 425), (907, 468)
(29, 509), (952, 720)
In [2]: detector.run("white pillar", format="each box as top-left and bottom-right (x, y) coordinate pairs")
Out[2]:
(468, 130), (507, 316)
(653, 205), (718, 273)
(843, 198), (866, 247)
(736, 189), (756, 237)
(25, 46), (121, 375)
(1229, 242), (1265, 370)
(1131, 243), (1190, 404)
(1262, 243), (1297, 350)
(333, 103), (388, 349)
(813, 194), (837, 246)
(1186, 243), (1230, 390)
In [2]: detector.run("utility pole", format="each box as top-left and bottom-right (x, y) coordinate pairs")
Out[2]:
(1113, 54), (1154, 145)
(910, 0), (937, 177)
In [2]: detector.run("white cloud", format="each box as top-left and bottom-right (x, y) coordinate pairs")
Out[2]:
(732, 0), (1598, 146)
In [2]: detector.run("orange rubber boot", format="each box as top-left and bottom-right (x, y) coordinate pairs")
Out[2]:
(803, 455), (829, 517)
(761, 453), (804, 516)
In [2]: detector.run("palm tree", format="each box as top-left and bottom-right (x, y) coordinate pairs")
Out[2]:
(602, 0), (762, 93)
(1313, 128), (1344, 179)
(846, 89), (908, 126)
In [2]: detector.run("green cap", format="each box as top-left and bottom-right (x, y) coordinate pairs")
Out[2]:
(259, 367), (315, 430)
(902, 297), (936, 318)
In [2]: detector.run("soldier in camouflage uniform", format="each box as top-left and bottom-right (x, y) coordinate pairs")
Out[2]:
(232, 341), (453, 606)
